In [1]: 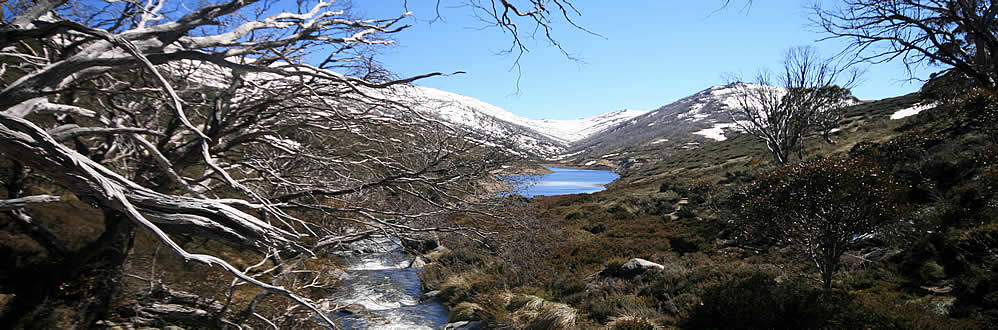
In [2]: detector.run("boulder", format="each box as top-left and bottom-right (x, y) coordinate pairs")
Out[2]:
(444, 321), (486, 330)
(335, 304), (367, 315)
(401, 236), (439, 254)
(329, 250), (355, 257)
(409, 256), (428, 269)
(421, 290), (441, 301)
(621, 258), (665, 273)
(599, 258), (667, 279)
(862, 248), (886, 261)
(327, 268), (348, 281)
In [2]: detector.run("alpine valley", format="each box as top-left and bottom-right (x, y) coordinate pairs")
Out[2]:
(412, 83), (794, 169)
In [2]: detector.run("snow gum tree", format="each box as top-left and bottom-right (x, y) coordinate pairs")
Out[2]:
(814, 0), (998, 90)
(729, 46), (858, 166)
(0, 0), (586, 327)
(735, 158), (908, 289)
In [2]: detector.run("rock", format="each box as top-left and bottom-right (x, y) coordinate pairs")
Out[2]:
(422, 290), (441, 301)
(401, 236), (439, 254)
(622, 258), (665, 273)
(329, 250), (355, 257)
(425, 245), (451, 260)
(95, 320), (127, 330)
(862, 248), (886, 261)
(598, 258), (669, 279)
(444, 321), (486, 330)
(921, 286), (954, 294)
(409, 256), (427, 269)
(336, 304), (367, 315)
(328, 268), (348, 281)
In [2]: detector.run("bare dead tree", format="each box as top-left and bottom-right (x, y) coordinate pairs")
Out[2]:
(0, 0), (539, 327)
(461, 0), (598, 60)
(813, 0), (998, 89)
(729, 46), (858, 166)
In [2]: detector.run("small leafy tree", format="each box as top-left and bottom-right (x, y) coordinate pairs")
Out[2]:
(735, 158), (907, 289)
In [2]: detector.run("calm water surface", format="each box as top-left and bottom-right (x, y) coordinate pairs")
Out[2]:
(510, 167), (620, 197)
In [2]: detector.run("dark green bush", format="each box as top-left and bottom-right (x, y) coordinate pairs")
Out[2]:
(946, 225), (998, 323)
(735, 158), (908, 288)
(920, 70), (977, 103)
(954, 89), (998, 141)
(683, 274), (874, 329)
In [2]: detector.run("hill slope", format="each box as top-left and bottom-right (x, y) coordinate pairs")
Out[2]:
(568, 83), (768, 160)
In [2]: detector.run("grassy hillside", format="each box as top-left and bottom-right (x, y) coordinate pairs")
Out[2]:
(422, 90), (998, 328)
(621, 93), (922, 188)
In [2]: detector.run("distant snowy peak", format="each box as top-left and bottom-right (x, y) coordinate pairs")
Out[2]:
(397, 86), (567, 157)
(529, 109), (649, 143)
(403, 85), (648, 145)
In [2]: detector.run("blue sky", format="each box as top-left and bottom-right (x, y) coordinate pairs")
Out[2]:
(350, 1), (937, 120)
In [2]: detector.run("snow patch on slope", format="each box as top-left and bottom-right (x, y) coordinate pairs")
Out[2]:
(890, 102), (937, 120)
(675, 83), (773, 122)
(693, 123), (737, 141)
(530, 109), (649, 142)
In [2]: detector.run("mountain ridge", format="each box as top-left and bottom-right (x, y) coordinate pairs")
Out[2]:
(402, 86), (647, 158)
(412, 83), (765, 162)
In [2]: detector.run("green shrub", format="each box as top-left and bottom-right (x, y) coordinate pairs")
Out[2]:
(946, 224), (998, 323)
(449, 302), (484, 322)
(658, 178), (685, 194)
(735, 158), (909, 288)
(897, 236), (947, 286)
(564, 209), (587, 221)
(686, 178), (716, 204)
(920, 71), (977, 103)
(954, 89), (998, 141)
(683, 274), (876, 328)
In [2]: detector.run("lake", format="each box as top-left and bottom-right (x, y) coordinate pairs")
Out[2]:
(509, 167), (620, 197)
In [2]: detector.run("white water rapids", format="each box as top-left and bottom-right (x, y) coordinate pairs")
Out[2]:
(332, 239), (448, 329)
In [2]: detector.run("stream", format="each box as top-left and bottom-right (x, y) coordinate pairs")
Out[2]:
(333, 239), (448, 329)
(333, 167), (618, 328)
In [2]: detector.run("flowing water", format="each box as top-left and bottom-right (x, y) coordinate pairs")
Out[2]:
(333, 167), (618, 328)
(333, 239), (448, 329)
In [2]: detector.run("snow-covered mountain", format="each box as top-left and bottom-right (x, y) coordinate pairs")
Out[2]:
(567, 83), (771, 159)
(399, 83), (823, 163)
(524, 109), (650, 143)
(400, 86), (647, 158)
